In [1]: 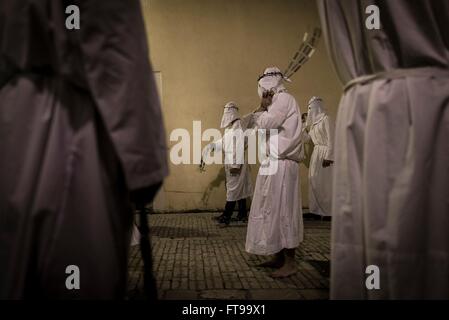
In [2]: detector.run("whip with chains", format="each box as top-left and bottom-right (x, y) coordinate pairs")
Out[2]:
(283, 27), (322, 79)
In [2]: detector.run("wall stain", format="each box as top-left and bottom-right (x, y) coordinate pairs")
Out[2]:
(201, 167), (226, 206)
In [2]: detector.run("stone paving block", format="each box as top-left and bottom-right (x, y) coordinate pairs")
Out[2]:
(164, 290), (199, 300)
(172, 280), (180, 290)
(161, 280), (171, 290)
(200, 290), (247, 300)
(249, 289), (302, 300)
(180, 278), (189, 290)
(197, 280), (206, 290)
(299, 261), (316, 271)
(299, 289), (329, 300)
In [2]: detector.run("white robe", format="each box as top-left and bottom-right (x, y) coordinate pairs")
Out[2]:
(308, 114), (333, 216)
(245, 92), (304, 255)
(208, 120), (253, 202)
(298, 129), (308, 163)
(319, 0), (449, 299)
(299, 127), (313, 168)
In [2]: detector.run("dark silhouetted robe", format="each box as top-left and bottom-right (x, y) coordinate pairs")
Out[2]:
(0, 0), (168, 299)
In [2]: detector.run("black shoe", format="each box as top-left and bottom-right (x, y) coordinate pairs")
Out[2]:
(217, 216), (231, 227)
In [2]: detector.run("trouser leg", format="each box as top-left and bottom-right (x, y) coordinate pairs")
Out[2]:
(223, 201), (236, 219)
(237, 198), (247, 220)
(217, 201), (235, 226)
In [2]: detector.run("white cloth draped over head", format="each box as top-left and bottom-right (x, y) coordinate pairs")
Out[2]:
(306, 96), (326, 126)
(202, 101), (252, 202)
(220, 101), (240, 128)
(306, 95), (333, 217)
(222, 118), (253, 202)
(257, 66), (290, 98)
(318, 0), (449, 299)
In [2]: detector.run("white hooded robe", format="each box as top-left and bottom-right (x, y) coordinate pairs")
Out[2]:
(307, 100), (333, 217)
(204, 103), (253, 202)
(245, 89), (304, 255)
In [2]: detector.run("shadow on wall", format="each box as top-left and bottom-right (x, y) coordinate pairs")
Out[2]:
(201, 167), (226, 206)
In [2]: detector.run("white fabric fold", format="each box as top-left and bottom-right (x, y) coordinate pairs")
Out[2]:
(318, 0), (449, 299)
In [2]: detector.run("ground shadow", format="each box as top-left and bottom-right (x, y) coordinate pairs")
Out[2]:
(150, 226), (217, 238)
(307, 260), (330, 278)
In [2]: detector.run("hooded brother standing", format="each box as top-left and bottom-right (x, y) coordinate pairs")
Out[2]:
(245, 67), (304, 278)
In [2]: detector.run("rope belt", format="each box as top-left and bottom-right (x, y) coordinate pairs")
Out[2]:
(274, 156), (300, 163)
(344, 66), (449, 92)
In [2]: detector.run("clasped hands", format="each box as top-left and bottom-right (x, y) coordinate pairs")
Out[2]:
(253, 90), (274, 113)
(229, 167), (241, 176)
(322, 159), (334, 168)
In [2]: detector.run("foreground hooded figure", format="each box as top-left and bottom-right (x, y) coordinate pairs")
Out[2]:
(245, 67), (304, 278)
(0, 0), (168, 299)
(306, 97), (333, 217)
(318, 0), (449, 299)
(201, 102), (253, 226)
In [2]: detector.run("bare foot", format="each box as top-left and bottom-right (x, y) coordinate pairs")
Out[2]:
(257, 257), (284, 268)
(270, 262), (298, 278)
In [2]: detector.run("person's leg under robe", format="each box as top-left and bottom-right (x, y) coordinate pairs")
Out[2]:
(236, 198), (247, 221)
(0, 78), (139, 299)
(218, 201), (236, 226)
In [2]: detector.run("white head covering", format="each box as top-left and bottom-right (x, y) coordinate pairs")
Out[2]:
(306, 96), (326, 126)
(220, 101), (240, 128)
(257, 66), (291, 98)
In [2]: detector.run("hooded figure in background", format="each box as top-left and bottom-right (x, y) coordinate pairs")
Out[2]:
(299, 113), (313, 168)
(201, 102), (253, 226)
(245, 67), (304, 278)
(306, 97), (333, 217)
(0, 0), (167, 299)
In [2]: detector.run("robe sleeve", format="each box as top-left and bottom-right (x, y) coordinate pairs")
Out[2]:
(210, 139), (223, 153)
(241, 112), (262, 129)
(201, 140), (222, 168)
(224, 126), (243, 169)
(256, 93), (290, 130)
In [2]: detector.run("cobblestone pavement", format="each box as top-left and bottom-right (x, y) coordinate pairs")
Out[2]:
(127, 212), (330, 300)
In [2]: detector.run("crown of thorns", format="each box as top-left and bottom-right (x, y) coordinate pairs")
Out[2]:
(257, 71), (284, 82)
(224, 105), (239, 110)
(308, 96), (323, 105)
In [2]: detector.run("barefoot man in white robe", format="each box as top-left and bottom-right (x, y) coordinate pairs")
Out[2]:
(245, 67), (304, 278)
